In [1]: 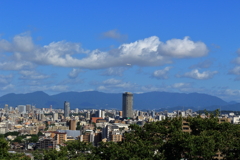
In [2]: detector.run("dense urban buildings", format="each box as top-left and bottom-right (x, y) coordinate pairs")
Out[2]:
(122, 92), (133, 118)
(1, 92), (240, 160)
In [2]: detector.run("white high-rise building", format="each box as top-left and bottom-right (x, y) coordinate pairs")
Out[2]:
(101, 111), (105, 119)
(18, 105), (26, 113)
(75, 108), (79, 113)
(96, 110), (101, 117)
(64, 101), (70, 118)
(4, 104), (8, 112)
(53, 113), (58, 121)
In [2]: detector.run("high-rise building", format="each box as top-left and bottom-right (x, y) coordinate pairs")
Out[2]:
(26, 104), (31, 113)
(122, 92), (133, 118)
(119, 111), (123, 117)
(69, 120), (76, 130)
(96, 110), (101, 117)
(75, 108), (79, 113)
(53, 113), (58, 121)
(64, 101), (70, 118)
(151, 110), (155, 118)
(4, 104), (8, 112)
(101, 111), (105, 119)
(18, 105), (26, 113)
(86, 111), (91, 120)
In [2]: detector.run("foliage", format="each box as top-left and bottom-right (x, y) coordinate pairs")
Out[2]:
(12, 134), (39, 143)
(76, 122), (81, 130)
(4, 131), (20, 137)
(0, 137), (30, 160)
(37, 132), (44, 137)
(32, 112), (240, 159)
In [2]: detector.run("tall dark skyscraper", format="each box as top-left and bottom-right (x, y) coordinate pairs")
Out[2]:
(122, 92), (133, 118)
(64, 101), (70, 118)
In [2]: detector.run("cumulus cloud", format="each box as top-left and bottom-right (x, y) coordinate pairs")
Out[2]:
(59, 78), (84, 85)
(229, 49), (240, 78)
(189, 59), (213, 69)
(152, 66), (172, 79)
(158, 36), (208, 58)
(211, 88), (240, 102)
(0, 32), (34, 53)
(94, 78), (137, 92)
(101, 67), (128, 76)
(229, 66), (240, 75)
(172, 82), (191, 88)
(101, 29), (128, 41)
(1, 84), (14, 91)
(177, 69), (218, 80)
(0, 61), (34, 71)
(68, 68), (83, 79)
(19, 70), (50, 80)
(0, 34), (208, 70)
(0, 74), (13, 84)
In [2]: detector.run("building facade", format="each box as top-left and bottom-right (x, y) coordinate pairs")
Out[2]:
(122, 92), (133, 118)
(69, 120), (76, 130)
(64, 101), (70, 118)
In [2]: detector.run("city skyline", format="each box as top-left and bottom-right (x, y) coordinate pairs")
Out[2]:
(1, 1), (240, 102)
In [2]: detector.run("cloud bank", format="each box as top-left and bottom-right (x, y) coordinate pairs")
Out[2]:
(177, 69), (218, 80)
(0, 34), (208, 70)
(152, 66), (172, 79)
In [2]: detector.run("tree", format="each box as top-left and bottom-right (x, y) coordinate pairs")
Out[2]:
(36, 110), (240, 159)
(0, 138), (30, 160)
(13, 136), (23, 143)
(37, 131), (44, 136)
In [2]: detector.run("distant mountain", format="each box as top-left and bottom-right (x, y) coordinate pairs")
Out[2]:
(0, 91), (236, 110)
(228, 101), (238, 105)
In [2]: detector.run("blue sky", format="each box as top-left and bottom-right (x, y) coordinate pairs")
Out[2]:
(0, 1), (240, 101)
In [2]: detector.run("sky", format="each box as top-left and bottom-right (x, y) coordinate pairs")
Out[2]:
(0, 1), (240, 102)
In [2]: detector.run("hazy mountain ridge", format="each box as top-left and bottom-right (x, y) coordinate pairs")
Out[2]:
(0, 91), (239, 111)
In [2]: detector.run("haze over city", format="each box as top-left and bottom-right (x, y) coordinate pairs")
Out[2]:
(1, 1), (240, 102)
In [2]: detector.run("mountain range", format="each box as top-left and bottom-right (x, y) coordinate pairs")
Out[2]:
(0, 91), (240, 111)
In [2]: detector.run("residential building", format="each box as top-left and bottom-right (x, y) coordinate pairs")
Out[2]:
(37, 138), (57, 149)
(69, 120), (76, 130)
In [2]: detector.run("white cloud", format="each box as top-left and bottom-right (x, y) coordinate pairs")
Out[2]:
(19, 70), (50, 80)
(0, 32), (34, 53)
(229, 66), (240, 75)
(0, 74), (13, 84)
(1, 84), (14, 91)
(59, 78), (84, 85)
(177, 69), (218, 80)
(229, 49), (240, 77)
(101, 67), (127, 76)
(152, 66), (172, 79)
(0, 61), (34, 70)
(158, 36), (208, 58)
(189, 59), (213, 69)
(94, 78), (137, 92)
(68, 68), (82, 79)
(211, 88), (240, 102)
(101, 29), (128, 41)
(172, 82), (191, 88)
(103, 78), (122, 85)
(0, 34), (208, 70)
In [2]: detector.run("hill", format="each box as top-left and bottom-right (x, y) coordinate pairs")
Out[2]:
(0, 91), (237, 110)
